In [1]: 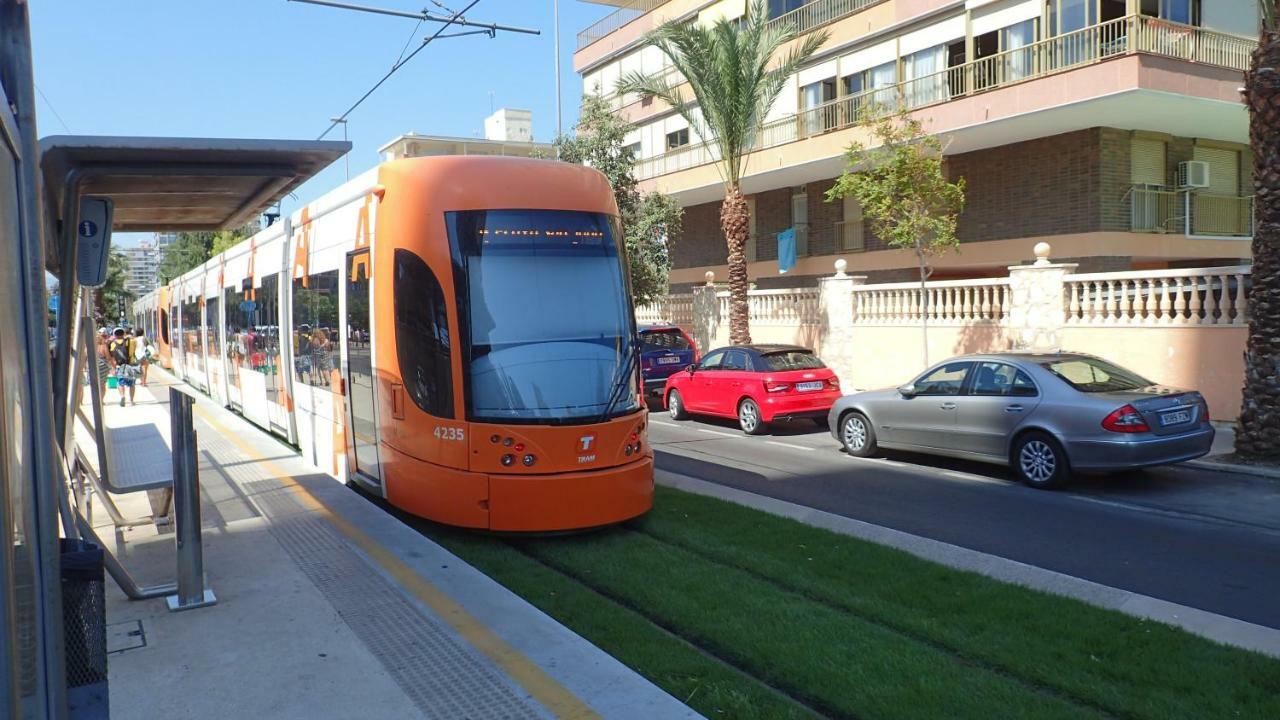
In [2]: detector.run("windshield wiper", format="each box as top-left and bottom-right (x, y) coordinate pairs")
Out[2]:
(598, 344), (639, 423)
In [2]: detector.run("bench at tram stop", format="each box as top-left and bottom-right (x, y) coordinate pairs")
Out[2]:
(72, 385), (177, 530)
(70, 380), (217, 613)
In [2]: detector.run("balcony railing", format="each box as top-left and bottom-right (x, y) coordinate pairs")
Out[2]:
(578, 0), (668, 51)
(635, 15), (1257, 181)
(597, 63), (683, 109)
(1131, 188), (1254, 237)
(765, 0), (884, 37)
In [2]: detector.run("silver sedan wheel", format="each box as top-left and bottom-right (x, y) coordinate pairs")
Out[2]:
(1019, 440), (1057, 484)
(739, 401), (760, 433)
(842, 415), (868, 451)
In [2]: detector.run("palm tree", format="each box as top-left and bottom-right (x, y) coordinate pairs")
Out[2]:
(618, 1), (826, 344)
(1237, 2), (1280, 459)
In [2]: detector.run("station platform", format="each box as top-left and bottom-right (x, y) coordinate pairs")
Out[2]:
(80, 374), (698, 720)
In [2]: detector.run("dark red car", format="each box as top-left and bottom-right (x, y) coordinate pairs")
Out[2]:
(663, 344), (842, 435)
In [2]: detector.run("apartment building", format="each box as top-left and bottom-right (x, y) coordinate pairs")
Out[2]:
(122, 238), (160, 296)
(575, 0), (1259, 288)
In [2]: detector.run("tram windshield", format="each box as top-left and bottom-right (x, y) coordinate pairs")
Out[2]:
(448, 208), (638, 423)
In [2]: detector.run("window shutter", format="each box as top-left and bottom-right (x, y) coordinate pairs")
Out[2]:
(1192, 146), (1239, 195)
(1130, 137), (1166, 186)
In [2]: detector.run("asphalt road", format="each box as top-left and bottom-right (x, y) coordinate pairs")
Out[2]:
(647, 407), (1280, 630)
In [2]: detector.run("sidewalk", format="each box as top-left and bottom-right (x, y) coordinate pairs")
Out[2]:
(1186, 422), (1280, 480)
(84, 375), (698, 720)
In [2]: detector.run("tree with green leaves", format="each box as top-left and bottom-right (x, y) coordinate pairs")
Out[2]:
(618, 0), (827, 344)
(557, 94), (683, 306)
(157, 222), (260, 283)
(826, 108), (965, 368)
(1236, 2), (1280, 458)
(157, 232), (214, 284)
(95, 250), (134, 326)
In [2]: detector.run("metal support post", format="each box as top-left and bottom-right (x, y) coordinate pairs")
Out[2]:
(166, 388), (215, 611)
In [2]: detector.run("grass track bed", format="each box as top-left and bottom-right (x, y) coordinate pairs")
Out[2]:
(415, 487), (1280, 720)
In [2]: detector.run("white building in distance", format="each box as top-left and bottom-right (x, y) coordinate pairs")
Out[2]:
(379, 108), (552, 162)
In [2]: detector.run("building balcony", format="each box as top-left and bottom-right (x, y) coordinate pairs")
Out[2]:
(634, 15), (1255, 200)
(1131, 188), (1254, 239)
(579, 0), (886, 53)
(578, 0), (670, 51)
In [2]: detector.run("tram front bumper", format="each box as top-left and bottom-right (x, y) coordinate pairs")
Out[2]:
(487, 456), (654, 532)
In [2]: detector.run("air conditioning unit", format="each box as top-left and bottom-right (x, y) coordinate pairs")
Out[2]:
(1177, 160), (1210, 189)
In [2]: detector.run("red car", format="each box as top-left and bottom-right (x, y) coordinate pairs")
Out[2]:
(663, 344), (842, 435)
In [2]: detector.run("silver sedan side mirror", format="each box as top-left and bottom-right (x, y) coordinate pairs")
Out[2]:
(898, 384), (917, 399)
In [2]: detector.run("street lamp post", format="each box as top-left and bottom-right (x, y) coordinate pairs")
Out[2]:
(330, 116), (349, 180)
(554, 0), (562, 150)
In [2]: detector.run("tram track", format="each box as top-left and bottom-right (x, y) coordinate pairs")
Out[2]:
(621, 523), (1121, 720)
(499, 538), (838, 720)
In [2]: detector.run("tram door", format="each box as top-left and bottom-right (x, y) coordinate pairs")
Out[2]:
(343, 250), (381, 484)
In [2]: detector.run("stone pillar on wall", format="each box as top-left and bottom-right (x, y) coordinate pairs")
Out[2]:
(1007, 243), (1078, 352)
(819, 259), (867, 389)
(691, 271), (720, 355)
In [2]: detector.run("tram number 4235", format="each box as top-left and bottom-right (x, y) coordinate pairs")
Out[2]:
(434, 427), (465, 442)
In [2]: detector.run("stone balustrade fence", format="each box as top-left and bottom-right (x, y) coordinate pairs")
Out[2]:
(635, 246), (1251, 420)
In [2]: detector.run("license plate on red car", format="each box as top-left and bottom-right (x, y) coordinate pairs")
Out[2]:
(657, 356), (681, 365)
(796, 381), (824, 392)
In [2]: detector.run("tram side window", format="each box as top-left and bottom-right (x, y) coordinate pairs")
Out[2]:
(293, 269), (339, 388)
(394, 249), (453, 418)
(256, 274), (281, 383)
(205, 296), (221, 361)
(182, 298), (204, 372)
(292, 273), (313, 384)
(225, 287), (248, 367)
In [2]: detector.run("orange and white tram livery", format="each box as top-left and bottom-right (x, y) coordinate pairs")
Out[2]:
(137, 156), (653, 531)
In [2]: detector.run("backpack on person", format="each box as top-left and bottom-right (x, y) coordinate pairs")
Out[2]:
(110, 338), (130, 366)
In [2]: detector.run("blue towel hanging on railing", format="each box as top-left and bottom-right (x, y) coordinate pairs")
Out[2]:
(777, 227), (796, 274)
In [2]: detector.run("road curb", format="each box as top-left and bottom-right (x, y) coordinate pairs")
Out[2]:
(657, 470), (1280, 660)
(1184, 457), (1280, 481)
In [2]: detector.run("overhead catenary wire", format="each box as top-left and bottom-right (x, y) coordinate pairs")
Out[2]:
(316, 0), (485, 141)
(35, 84), (71, 133)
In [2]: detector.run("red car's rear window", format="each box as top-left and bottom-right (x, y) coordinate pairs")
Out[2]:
(762, 351), (824, 371)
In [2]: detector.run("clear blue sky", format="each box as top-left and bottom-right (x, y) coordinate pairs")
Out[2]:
(30, 0), (611, 246)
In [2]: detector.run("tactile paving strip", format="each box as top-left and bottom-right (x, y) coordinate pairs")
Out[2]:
(198, 429), (549, 720)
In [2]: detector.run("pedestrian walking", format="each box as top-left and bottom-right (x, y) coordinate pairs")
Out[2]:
(94, 330), (111, 401)
(132, 327), (153, 386)
(108, 327), (138, 406)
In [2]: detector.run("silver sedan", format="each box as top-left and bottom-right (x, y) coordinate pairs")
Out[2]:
(827, 352), (1215, 488)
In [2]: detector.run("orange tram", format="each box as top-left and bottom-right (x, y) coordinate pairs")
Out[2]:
(134, 156), (652, 531)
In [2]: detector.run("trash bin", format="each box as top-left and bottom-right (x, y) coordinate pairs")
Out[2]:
(60, 538), (107, 689)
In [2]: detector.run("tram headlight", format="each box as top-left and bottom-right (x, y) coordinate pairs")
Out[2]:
(501, 454), (515, 467)
(624, 444), (634, 456)
(522, 454), (536, 467)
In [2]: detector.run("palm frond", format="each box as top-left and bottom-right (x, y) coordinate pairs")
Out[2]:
(619, 0), (827, 187)
(1263, 1), (1277, 32)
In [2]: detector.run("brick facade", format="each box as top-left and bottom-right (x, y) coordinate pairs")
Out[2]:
(667, 127), (1250, 286)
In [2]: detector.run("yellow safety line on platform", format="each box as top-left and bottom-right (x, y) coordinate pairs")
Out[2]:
(195, 404), (602, 720)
